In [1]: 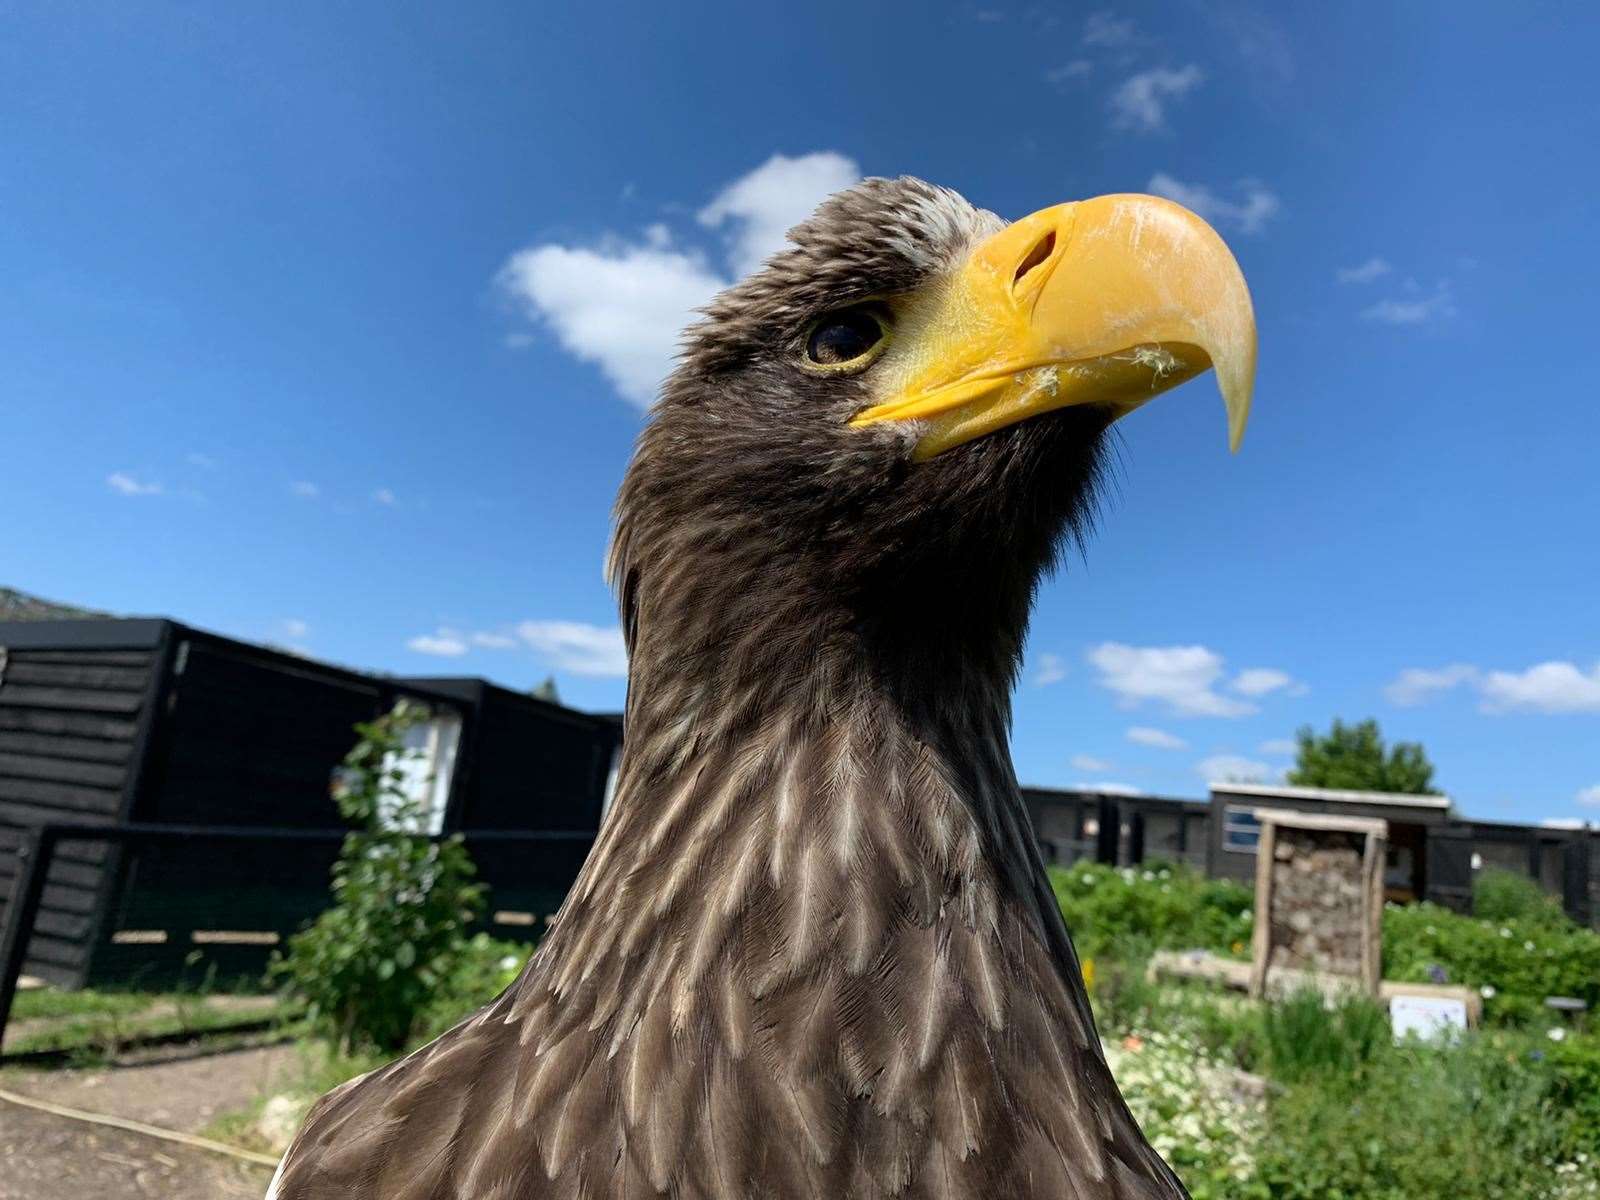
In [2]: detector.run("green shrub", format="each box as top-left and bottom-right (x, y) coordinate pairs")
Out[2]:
(271, 702), (485, 1053)
(1474, 868), (1572, 929)
(1259, 988), (1390, 1084)
(1384, 901), (1600, 1027)
(415, 933), (531, 1040)
(1051, 861), (1254, 962)
(1252, 1037), (1593, 1199)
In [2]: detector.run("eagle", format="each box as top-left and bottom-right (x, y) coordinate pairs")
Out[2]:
(268, 177), (1256, 1200)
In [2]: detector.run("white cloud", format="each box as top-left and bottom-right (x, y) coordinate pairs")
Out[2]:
(289, 480), (320, 500)
(106, 471), (162, 497)
(1127, 725), (1189, 750)
(407, 628), (470, 657)
(1362, 282), (1456, 325)
(1034, 652), (1068, 686)
(281, 618), (310, 640)
(1336, 257), (1392, 285)
(1083, 11), (1136, 47)
(1386, 659), (1600, 714)
(1088, 643), (1256, 718)
(499, 152), (860, 408)
(517, 620), (629, 678)
(499, 237), (723, 408)
(1541, 817), (1587, 830)
(1074, 781), (1145, 796)
(1197, 754), (1274, 783)
(1257, 737), (1298, 757)
(1232, 668), (1300, 697)
(1148, 173), (1280, 235)
(373, 488), (397, 506)
(470, 631), (519, 650)
(1111, 66), (1204, 133)
(1070, 754), (1113, 772)
(1046, 60), (1093, 85)
(1577, 785), (1600, 808)
(1480, 661), (1600, 714)
(186, 452), (218, 470)
(1385, 663), (1479, 706)
(697, 151), (861, 279)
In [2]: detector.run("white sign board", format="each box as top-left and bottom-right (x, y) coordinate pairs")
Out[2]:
(1390, 995), (1469, 1042)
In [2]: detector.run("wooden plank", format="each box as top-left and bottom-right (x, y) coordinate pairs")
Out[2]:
(21, 933), (91, 971)
(0, 752), (125, 789)
(0, 731), (133, 764)
(33, 908), (94, 940)
(0, 708), (140, 740)
(2, 661), (150, 693)
(0, 776), (121, 814)
(0, 685), (144, 714)
(11, 650), (154, 668)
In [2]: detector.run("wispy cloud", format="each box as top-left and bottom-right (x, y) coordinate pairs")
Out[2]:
(1385, 659), (1600, 714)
(1082, 10), (1136, 48)
(1197, 753), (1275, 783)
(1111, 66), (1204, 133)
(281, 618), (309, 640)
(407, 628), (470, 657)
(106, 471), (162, 497)
(1148, 173), (1280, 235)
(1336, 257), (1392, 285)
(1045, 60), (1093, 85)
(1578, 785), (1600, 808)
(470, 631), (519, 650)
(1070, 753), (1113, 772)
(373, 488), (397, 506)
(1231, 667), (1304, 697)
(186, 452), (218, 470)
(517, 620), (629, 677)
(1386, 663), (1479, 706)
(1362, 281), (1456, 326)
(289, 480), (320, 500)
(1033, 652), (1068, 686)
(499, 152), (860, 408)
(1074, 781), (1144, 796)
(1258, 737), (1298, 757)
(1088, 643), (1256, 718)
(1127, 725), (1188, 750)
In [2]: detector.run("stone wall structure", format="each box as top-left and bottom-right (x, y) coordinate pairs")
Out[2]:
(1249, 811), (1387, 998)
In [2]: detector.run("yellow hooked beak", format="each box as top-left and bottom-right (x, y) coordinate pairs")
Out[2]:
(848, 194), (1257, 459)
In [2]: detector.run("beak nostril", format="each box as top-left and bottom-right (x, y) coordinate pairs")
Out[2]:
(1013, 229), (1056, 290)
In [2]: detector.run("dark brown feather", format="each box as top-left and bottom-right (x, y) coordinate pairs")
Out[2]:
(270, 177), (1185, 1200)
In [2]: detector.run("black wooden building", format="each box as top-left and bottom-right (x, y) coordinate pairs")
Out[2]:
(0, 619), (622, 988)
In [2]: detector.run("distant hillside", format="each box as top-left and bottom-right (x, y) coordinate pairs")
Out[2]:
(0, 586), (108, 622)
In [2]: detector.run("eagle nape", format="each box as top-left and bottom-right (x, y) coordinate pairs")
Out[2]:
(269, 179), (1257, 1200)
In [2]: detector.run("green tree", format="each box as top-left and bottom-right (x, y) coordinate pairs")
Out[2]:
(1286, 718), (1436, 794)
(272, 701), (484, 1052)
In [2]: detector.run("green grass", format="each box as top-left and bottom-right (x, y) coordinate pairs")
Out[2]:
(10, 987), (152, 1022)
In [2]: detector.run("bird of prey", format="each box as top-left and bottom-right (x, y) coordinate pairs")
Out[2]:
(268, 177), (1256, 1200)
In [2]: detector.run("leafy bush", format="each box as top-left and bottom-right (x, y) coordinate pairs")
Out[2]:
(415, 933), (531, 1040)
(1252, 1037), (1595, 1200)
(1475, 867), (1571, 929)
(272, 702), (485, 1053)
(1259, 988), (1390, 1084)
(1384, 901), (1600, 1026)
(1050, 861), (1254, 963)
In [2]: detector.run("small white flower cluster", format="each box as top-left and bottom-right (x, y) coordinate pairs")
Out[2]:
(1101, 1031), (1263, 1183)
(1552, 1153), (1600, 1199)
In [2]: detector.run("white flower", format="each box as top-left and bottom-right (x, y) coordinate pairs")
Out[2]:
(1548, 1027), (1567, 1042)
(1499, 926), (1512, 938)
(1480, 985), (1497, 999)
(1524, 940), (1536, 951)
(498, 955), (521, 971)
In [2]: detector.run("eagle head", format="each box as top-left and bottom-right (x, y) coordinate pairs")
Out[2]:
(610, 177), (1255, 709)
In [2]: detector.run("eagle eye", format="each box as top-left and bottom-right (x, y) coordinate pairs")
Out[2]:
(804, 306), (888, 372)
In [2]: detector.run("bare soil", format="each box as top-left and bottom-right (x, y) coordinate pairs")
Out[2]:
(0, 1042), (298, 1200)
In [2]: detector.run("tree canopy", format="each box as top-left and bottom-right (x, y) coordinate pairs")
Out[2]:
(1286, 718), (1437, 795)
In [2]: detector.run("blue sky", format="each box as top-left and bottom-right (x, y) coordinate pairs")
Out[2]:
(4, 3), (1598, 824)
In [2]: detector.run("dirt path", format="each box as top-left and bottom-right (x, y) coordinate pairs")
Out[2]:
(0, 1043), (298, 1200)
